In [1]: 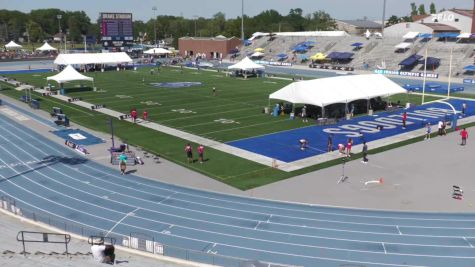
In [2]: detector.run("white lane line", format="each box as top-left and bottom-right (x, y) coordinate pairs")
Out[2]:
(158, 192), (178, 204)
(254, 221), (261, 230)
(2, 117), (475, 244)
(463, 237), (473, 248)
(267, 214), (273, 223)
(106, 207), (140, 237)
(206, 243), (217, 253)
(3, 138), (474, 261)
(382, 242), (387, 254)
(3, 115), (474, 227)
(397, 226), (402, 235)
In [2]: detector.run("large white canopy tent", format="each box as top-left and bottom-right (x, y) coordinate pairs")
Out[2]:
(47, 65), (94, 89)
(228, 57), (265, 71)
(54, 52), (132, 65)
(4, 41), (22, 50)
(144, 47), (172, 55)
(269, 74), (407, 117)
(36, 42), (57, 51)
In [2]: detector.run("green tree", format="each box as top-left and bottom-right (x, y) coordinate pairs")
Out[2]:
(311, 10), (336, 31)
(418, 4), (426, 15)
(410, 2), (418, 16)
(429, 2), (436, 14)
(386, 15), (400, 26)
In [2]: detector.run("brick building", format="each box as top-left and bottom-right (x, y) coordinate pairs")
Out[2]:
(178, 36), (242, 59)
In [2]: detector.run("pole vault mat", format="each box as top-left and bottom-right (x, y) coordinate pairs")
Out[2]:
(51, 129), (105, 146)
(227, 99), (475, 163)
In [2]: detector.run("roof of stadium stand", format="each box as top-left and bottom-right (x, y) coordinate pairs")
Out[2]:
(338, 20), (382, 28)
(54, 52), (132, 65)
(421, 23), (460, 32)
(269, 74), (406, 107)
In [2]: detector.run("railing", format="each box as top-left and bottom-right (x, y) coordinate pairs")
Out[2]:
(1, 196), (298, 267)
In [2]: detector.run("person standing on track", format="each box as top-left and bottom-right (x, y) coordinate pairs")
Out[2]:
(460, 128), (468, 146)
(118, 152), (127, 175)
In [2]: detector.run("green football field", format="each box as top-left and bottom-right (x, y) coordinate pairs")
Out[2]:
(1, 66), (462, 190)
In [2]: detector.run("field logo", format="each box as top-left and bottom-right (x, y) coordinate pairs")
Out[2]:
(116, 95), (133, 99)
(171, 109), (196, 114)
(141, 101), (161, 106)
(214, 118), (239, 124)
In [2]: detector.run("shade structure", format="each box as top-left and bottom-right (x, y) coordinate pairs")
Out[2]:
(463, 65), (475, 71)
(435, 32), (459, 38)
(250, 52), (264, 58)
(54, 52), (132, 65)
(403, 32), (419, 39)
(327, 52), (354, 60)
(399, 54), (423, 66)
(144, 47), (172, 55)
(254, 48), (264, 52)
(4, 40), (22, 50)
(292, 45), (307, 52)
(395, 42), (411, 49)
(36, 42), (57, 51)
(310, 53), (326, 60)
(47, 65), (94, 83)
(269, 74), (406, 108)
(418, 33), (433, 39)
(351, 42), (363, 47)
(276, 53), (288, 59)
(227, 57), (265, 71)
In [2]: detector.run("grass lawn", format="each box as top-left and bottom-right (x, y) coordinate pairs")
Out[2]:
(1, 67), (470, 190)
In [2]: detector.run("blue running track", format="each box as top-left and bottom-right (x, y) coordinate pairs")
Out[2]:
(0, 113), (475, 266)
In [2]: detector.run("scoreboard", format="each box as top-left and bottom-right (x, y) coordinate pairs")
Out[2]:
(100, 12), (133, 48)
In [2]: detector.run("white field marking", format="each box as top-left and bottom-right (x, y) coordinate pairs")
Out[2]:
(158, 192), (178, 204)
(382, 242), (387, 254)
(178, 113), (263, 129)
(3, 116), (475, 231)
(206, 243), (217, 253)
(1, 134), (474, 252)
(106, 207), (140, 237)
(267, 214), (273, 223)
(254, 221), (261, 230)
(397, 226), (402, 235)
(160, 106), (255, 123)
(200, 118), (290, 135)
(463, 237), (474, 248)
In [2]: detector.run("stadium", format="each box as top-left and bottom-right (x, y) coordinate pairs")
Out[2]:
(0, 1), (475, 266)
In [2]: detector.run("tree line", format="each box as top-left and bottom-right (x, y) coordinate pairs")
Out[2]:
(0, 8), (336, 46)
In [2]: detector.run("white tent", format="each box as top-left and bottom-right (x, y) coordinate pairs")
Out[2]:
(228, 57), (265, 71)
(250, 52), (265, 58)
(403, 32), (419, 39)
(47, 65), (94, 83)
(269, 74), (406, 108)
(5, 41), (22, 50)
(36, 42), (57, 51)
(144, 47), (172, 55)
(394, 42), (412, 49)
(457, 33), (472, 39)
(54, 52), (132, 65)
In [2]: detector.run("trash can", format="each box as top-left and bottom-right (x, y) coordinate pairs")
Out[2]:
(264, 107), (269, 114)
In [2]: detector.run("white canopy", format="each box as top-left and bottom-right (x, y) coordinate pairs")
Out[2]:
(249, 31), (348, 40)
(250, 52), (265, 58)
(457, 33), (472, 39)
(144, 47), (172, 55)
(36, 42), (57, 51)
(228, 57), (265, 71)
(395, 42), (412, 49)
(269, 74), (406, 107)
(47, 65), (94, 83)
(5, 41), (22, 50)
(54, 52), (132, 65)
(403, 32), (419, 39)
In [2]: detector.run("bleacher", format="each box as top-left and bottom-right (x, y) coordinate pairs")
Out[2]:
(237, 32), (474, 78)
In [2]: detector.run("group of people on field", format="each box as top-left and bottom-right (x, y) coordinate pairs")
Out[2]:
(185, 143), (205, 164)
(130, 108), (148, 123)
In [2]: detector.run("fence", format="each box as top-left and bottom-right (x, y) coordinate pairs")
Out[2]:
(0, 196), (298, 267)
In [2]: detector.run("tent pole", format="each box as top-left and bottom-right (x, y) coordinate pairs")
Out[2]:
(322, 105), (325, 118)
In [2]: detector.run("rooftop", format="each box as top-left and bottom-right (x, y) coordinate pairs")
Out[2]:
(450, 8), (474, 18)
(421, 23), (460, 32)
(338, 19), (382, 29)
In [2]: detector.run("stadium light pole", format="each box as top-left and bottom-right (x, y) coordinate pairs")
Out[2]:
(152, 6), (157, 46)
(447, 47), (453, 99)
(57, 14), (62, 53)
(193, 15), (198, 37)
(241, 0), (244, 43)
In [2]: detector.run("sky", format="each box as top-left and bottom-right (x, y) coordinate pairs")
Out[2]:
(0, 0), (473, 21)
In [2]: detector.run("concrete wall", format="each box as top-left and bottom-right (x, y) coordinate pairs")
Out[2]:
(415, 11), (472, 33)
(178, 37), (241, 59)
(384, 23), (433, 38)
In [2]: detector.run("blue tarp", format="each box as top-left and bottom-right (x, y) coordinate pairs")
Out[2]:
(418, 33), (433, 39)
(351, 42), (363, 47)
(435, 32), (459, 38)
(327, 52), (354, 60)
(244, 40), (252, 46)
(464, 65), (475, 71)
(402, 82), (464, 93)
(399, 54), (423, 66)
(292, 45), (308, 52)
(419, 57), (440, 66)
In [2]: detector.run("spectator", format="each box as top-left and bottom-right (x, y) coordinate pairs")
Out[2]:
(438, 120), (443, 136)
(462, 102), (467, 116)
(460, 128), (468, 146)
(327, 134), (334, 152)
(424, 123), (431, 140)
(361, 142), (368, 164)
(346, 138), (353, 157)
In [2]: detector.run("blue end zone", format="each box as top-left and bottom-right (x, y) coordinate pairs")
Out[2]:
(227, 99), (475, 163)
(52, 129), (104, 145)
